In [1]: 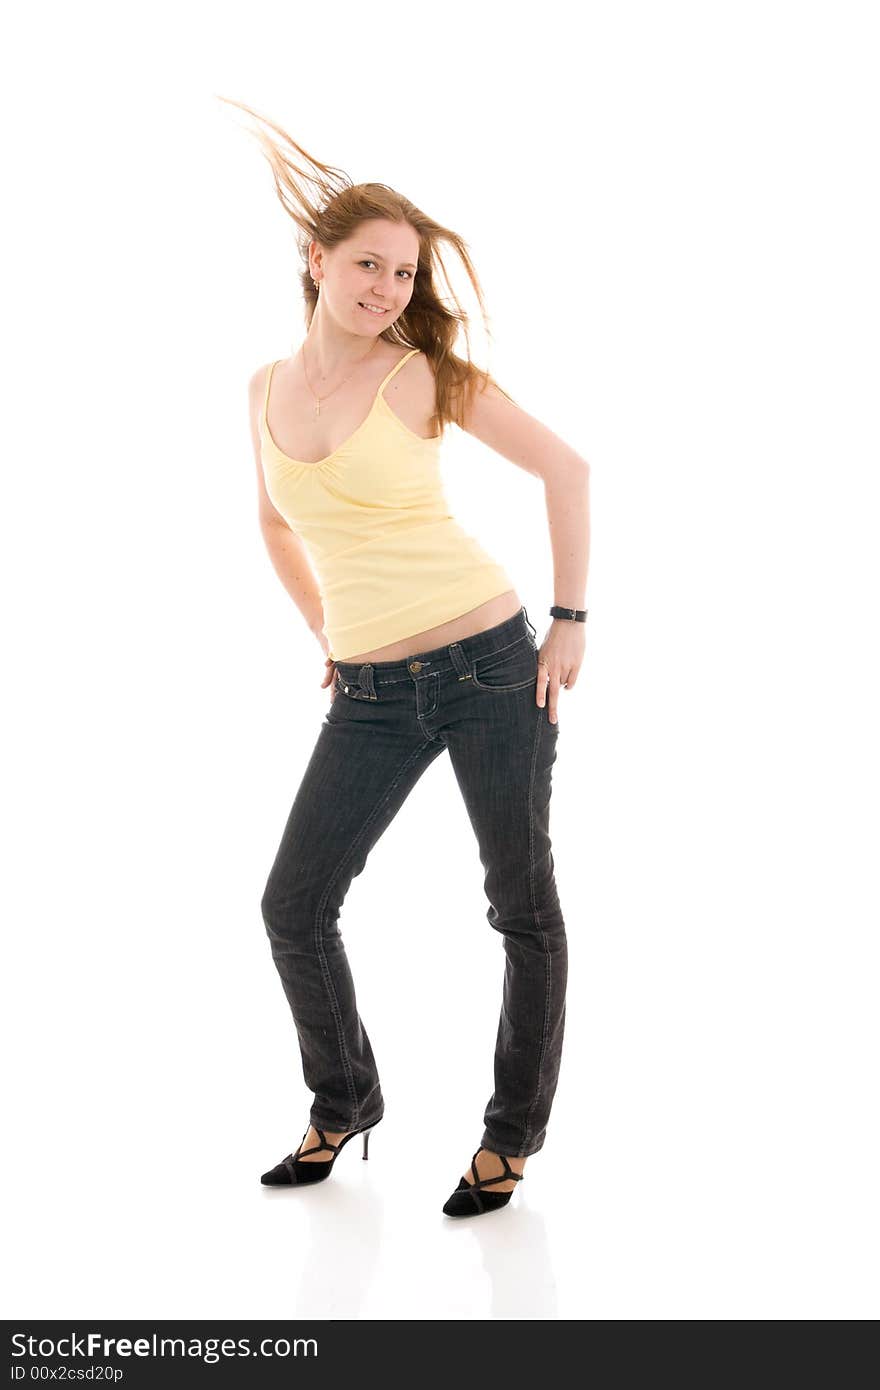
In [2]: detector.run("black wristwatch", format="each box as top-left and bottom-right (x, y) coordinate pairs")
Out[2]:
(550, 606), (588, 623)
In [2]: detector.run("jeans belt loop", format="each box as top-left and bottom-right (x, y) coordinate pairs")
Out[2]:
(359, 663), (377, 699)
(448, 641), (472, 681)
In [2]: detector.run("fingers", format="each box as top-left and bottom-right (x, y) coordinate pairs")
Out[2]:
(534, 659), (560, 725)
(322, 657), (336, 700)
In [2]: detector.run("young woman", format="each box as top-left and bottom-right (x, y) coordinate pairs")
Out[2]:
(229, 99), (591, 1217)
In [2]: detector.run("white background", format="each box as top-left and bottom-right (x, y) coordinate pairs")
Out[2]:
(3, 0), (878, 1320)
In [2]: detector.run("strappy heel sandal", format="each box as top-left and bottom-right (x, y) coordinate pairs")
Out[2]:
(442, 1148), (525, 1217)
(261, 1123), (378, 1186)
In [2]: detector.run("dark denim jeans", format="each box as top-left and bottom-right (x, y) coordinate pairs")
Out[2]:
(260, 605), (567, 1158)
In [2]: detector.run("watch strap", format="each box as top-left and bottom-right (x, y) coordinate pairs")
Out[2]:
(550, 605), (588, 622)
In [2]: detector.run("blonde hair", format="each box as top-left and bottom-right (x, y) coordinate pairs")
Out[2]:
(217, 97), (518, 438)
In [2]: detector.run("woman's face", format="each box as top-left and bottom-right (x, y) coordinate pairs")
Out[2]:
(314, 219), (420, 334)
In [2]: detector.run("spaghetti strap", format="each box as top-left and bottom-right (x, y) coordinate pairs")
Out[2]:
(376, 347), (420, 397)
(262, 359), (281, 428)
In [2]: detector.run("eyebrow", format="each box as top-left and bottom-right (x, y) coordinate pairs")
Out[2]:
(359, 250), (418, 270)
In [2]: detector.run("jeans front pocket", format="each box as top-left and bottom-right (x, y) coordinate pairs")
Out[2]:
(470, 635), (539, 692)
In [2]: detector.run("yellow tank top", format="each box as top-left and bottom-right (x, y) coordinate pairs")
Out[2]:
(260, 348), (515, 661)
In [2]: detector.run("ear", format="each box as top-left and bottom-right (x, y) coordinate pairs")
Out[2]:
(309, 239), (325, 277)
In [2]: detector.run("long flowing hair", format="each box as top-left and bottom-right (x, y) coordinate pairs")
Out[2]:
(217, 97), (518, 437)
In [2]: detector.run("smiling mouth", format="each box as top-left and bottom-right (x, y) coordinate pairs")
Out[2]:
(358, 302), (389, 314)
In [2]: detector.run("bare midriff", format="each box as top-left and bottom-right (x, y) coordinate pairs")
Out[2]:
(339, 589), (523, 663)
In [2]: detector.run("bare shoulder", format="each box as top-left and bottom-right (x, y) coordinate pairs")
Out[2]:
(403, 346), (436, 383)
(248, 358), (282, 405)
(384, 347), (438, 438)
(248, 358), (292, 440)
(381, 344), (434, 385)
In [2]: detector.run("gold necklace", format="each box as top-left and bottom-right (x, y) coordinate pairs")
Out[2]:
(300, 338), (383, 417)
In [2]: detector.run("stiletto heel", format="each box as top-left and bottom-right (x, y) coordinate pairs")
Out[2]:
(261, 1121), (379, 1186)
(442, 1149), (525, 1217)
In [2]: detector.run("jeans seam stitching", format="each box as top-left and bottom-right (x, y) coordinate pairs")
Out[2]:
(476, 632), (530, 659)
(471, 638), (535, 690)
(470, 673), (537, 692)
(313, 735), (442, 1124)
(471, 634), (531, 671)
(521, 705), (552, 1152)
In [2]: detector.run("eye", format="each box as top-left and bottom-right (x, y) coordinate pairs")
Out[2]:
(359, 260), (412, 279)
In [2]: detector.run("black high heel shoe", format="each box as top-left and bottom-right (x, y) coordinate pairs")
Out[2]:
(261, 1123), (378, 1186)
(442, 1148), (525, 1217)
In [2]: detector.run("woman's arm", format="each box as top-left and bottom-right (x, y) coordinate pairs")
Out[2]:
(460, 380), (591, 718)
(248, 367), (336, 692)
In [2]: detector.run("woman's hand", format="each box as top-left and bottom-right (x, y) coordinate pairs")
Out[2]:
(314, 629), (337, 702)
(535, 620), (586, 725)
(321, 654), (337, 701)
